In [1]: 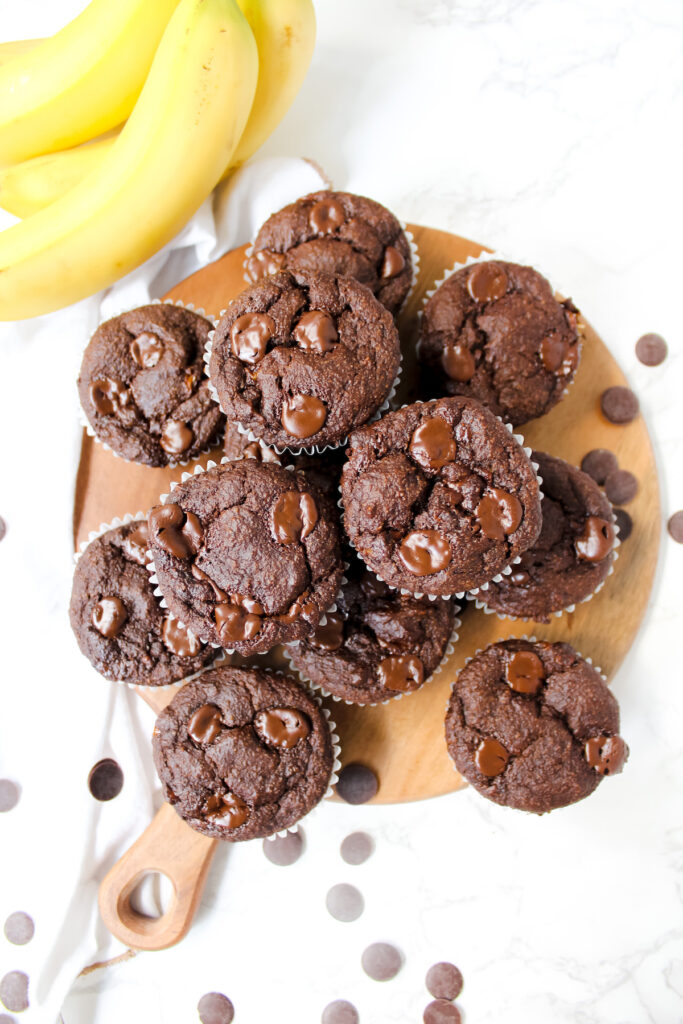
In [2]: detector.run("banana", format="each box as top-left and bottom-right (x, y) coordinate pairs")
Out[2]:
(0, 0), (181, 166)
(0, 0), (316, 218)
(0, 39), (42, 65)
(0, 0), (258, 320)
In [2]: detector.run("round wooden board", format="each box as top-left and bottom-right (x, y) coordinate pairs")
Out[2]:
(74, 225), (660, 805)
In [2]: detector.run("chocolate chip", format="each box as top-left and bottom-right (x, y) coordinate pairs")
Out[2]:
(604, 469), (638, 505)
(160, 420), (193, 456)
(476, 488), (522, 541)
(262, 829), (304, 866)
(92, 596), (128, 638)
(197, 991), (235, 1024)
(398, 530), (452, 576)
(310, 613), (345, 652)
(309, 198), (345, 234)
(467, 263), (507, 303)
(381, 246), (406, 280)
(580, 449), (618, 485)
(89, 377), (130, 416)
(505, 650), (544, 694)
(253, 708), (311, 748)
(423, 1000), (462, 1024)
(377, 655), (424, 692)
(281, 394), (327, 439)
(340, 831), (374, 865)
(635, 332), (667, 366)
(361, 942), (402, 981)
(293, 311), (338, 353)
(425, 962), (464, 1001)
(0, 517), (6, 542)
(230, 313), (275, 365)
(322, 1000), (359, 1024)
(149, 503), (203, 559)
(130, 332), (163, 368)
(409, 418), (457, 472)
(574, 516), (615, 562)
(88, 758), (124, 801)
(600, 386), (639, 424)
(188, 704), (223, 745)
(613, 508), (633, 542)
(204, 792), (249, 828)
(0, 972), (29, 1013)
(122, 523), (150, 565)
(442, 342), (475, 382)
(246, 249), (286, 281)
(585, 734), (628, 776)
(0, 780), (19, 813)
(326, 883), (364, 922)
(336, 764), (378, 804)
(3, 913), (34, 947)
(162, 617), (203, 657)
(271, 491), (318, 544)
(475, 738), (508, 777)
(668, 510), (683, 543)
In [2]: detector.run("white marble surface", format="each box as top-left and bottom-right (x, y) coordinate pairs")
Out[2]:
(2, 0), (683, 1022)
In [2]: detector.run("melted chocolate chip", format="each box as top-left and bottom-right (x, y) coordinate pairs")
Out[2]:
(423, 1000), (462, 1024)
(88, 758), (124, 801)
(600, 386), (639, 424)
(162, 617), (203, 657)
(476, 488), (522, 541)
(230, 312), (275, 365)
(505, 650), (545, 694)
(336, 763), (378, 804)
(381, 245), (406, 279)
(409, 418), (457, 471)
(262, 829), (304, 866)
(467, 263), (508, 303)
(121, 523), (149, 565)
(398, 530), (452, 576)
(293, 310), (338, 353)
(509, 569), (531, 586)
(475, 737), (509, 777)
(310, 612), (345, 651)
(574, 516), (614, 562)
(361, 942), (402, 981)
(581, 449), (618, 485)
(89, 377), (130, 416)
(204, 791), (249, 828)
(149, 504), (203, 559)
(271, 491), (318, 544)
(214, 602), (262, 643)
(425, 962), (464, 1001)
(188, 704), (223, 745)
(604, 469), (638, 505)
(246, 249), (286, 281)
(585, 734), (628, 775)
(130, 332), (163, 368)
(540, 335), (568, 372)
(667, 510), (683, 543)
(326, 883), (364, 922)
(377, 655), (424, 692)
(4, 912), (34, 946)
(635, 332), (667, 366)
(160, 420), (193, 456)
(613, 508), (633, 542)
(276, 592), (316, 624)
(309, 198), (345, 234)
(197, 992), (234, 1024)
(281, 394), (327, 438)
(92, 597), (128, 638)
(191, 563), (228, 601)
(442, 342), (475, 382)
(253, 707), (311, 748)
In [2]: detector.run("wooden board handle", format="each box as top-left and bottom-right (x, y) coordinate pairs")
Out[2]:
(98, 801), (216, 951)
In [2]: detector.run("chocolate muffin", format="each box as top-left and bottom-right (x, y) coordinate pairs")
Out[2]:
(222, 419), (344, 496)
(246, 191), (413, 315)
(419, 260), (582, 426)
(78, 303), (225, 467)
(341, 398), (542, 596)
(148, 460), (344, 654)
(208, 269), (400, 451)
(152, 666), (336, 840)
(445, 639), (628, 813)
(69, 520), (215, 686)
(479, 451), (616, 621)
(287, 555), (457, 704)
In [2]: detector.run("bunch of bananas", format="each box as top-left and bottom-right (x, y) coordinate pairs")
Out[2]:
(0, 0), (316, 320)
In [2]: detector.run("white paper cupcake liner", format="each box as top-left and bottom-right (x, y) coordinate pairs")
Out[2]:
(74, 510), (224, 689)
(78, 299), (222, 470)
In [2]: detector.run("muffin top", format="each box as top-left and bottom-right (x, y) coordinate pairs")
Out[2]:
(445, 639), (628, 813)
(247, 190), (413, 315)
(69, 520), (215, 686)
(147, 460), (344, 655)
(152, 666), (335, 841)
(208, 269), (400, 450)
(78, 304), (225, 466)
(480, 451), (616, 621)
(287, 555), (457, 704)
(419, 261), (581, 426)
(341, 397), (542, 596)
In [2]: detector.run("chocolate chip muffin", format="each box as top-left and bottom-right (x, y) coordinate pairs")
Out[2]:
(152, 666), (335, 840)
(78, 303), (225, 467)
(69, 520), (215, 685)
(479, 451), (616, 621)
(208, 269), (400, 451)
(222, 419), (344, 496)
(445, 639), (628, 813)
(148, 460), (344, 654)
(287, 555), (457, 704)
(341, 398), (542, 596)
(419, 261), (582, 426)
(246, 191), (413, 315)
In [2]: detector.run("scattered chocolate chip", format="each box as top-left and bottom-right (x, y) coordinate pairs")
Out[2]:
(668, 510), (683, 543)
(197, 991), (235, 1024)
(262, 830), (304, 866)
(580, 449), (618, 485)
(600, 386), (639, 424)
(340, 831), (374, 865)
(604, 469), (638, 505)
(0, 516), (6, 542)
(322, 1000), (359, 1024)
(0, 972), (28, 1013)
(3, 913), (34, 946)
(361, 942), (402, 981)
(613, 508), (633, 542)
(635, 333), (667, 366)
(423, 999), (462, 1024)
(326, 883), (364, 922)
(425, 962), (463, 1001)
(0, 780), (19, 813)
(88, 758), (124, 801)
(336, 764), (378, 804)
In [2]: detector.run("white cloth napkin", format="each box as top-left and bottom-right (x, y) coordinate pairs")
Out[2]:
(0, 156), (327, 1023)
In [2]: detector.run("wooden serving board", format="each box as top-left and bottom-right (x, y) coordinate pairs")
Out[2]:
(80, 226), (660, 949)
